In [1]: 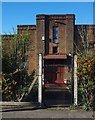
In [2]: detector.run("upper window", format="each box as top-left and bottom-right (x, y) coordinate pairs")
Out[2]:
(53, 26), (58, 43)
(53, 46), (58, 54)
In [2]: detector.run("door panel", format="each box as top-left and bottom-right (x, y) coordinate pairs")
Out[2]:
(45, 66), (64, 85)
(56, 67), (64, 83)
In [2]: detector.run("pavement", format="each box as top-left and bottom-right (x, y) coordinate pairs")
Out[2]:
(0, 106), (95, 119)
(1, 86), (95, 119)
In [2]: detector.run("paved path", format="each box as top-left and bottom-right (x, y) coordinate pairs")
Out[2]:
(1, 107), (95, 119)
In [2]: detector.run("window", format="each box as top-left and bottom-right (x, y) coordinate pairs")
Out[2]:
(53, 47), (58, 54)
(53, 26), (58, 43)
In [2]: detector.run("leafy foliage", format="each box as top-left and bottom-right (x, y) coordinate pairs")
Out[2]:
(74, 26), (95, 110)
(77, 52), (95, 110)
(2, 31), (35, 101)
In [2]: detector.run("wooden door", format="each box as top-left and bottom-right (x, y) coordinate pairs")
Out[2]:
(45, 66), (64, 84)
(55, 66), (64, 84)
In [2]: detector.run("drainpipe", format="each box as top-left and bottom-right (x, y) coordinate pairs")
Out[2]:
(38, 53), (42, 106)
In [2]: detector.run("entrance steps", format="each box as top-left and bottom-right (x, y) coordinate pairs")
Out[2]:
(43, 85), (72, 106)
(44, 85), (71, 91)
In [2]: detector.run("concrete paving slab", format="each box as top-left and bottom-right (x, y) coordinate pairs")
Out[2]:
(2, 108), (94, 119)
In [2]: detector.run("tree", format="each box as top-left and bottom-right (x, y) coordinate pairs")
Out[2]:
(2, 30), (35, 101)
(74, 25), (95, 110)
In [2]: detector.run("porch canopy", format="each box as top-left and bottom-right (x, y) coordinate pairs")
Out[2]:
(44, 54), (67, 59)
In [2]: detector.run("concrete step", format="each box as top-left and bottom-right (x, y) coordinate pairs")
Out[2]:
(43, 86), (72, 106)
(44, 85), (71, 92)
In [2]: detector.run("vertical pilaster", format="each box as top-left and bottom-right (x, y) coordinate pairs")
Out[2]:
(38, 53), (42, 106)
(74, 54), (78, 105)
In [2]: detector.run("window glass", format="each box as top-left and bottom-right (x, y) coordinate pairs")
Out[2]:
(53, 26), (58, 43)
(53, 47), (58, 54)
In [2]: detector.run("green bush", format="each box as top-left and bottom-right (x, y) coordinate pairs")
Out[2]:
(2, 31), (35, 101)
(77, 52), (95, 110)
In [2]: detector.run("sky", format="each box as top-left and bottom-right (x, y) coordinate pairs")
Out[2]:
(1, 2), (94, 34)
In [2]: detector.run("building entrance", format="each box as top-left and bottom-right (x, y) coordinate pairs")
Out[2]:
(44, 65), (64, 86)
(43, 56), (72, 106)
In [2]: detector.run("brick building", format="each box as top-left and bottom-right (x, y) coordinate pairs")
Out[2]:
(2, 14), (95, 87)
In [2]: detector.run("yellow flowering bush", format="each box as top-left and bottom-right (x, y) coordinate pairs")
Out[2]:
(77, 52), (95, 110)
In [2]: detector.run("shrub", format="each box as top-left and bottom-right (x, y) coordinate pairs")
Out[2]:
(77, 52), (95, 110)
(2, 31), (35, 101)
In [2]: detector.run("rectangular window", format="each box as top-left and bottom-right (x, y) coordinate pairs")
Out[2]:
(53, 47), (58, 54)
(53, 26), (58, 43)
